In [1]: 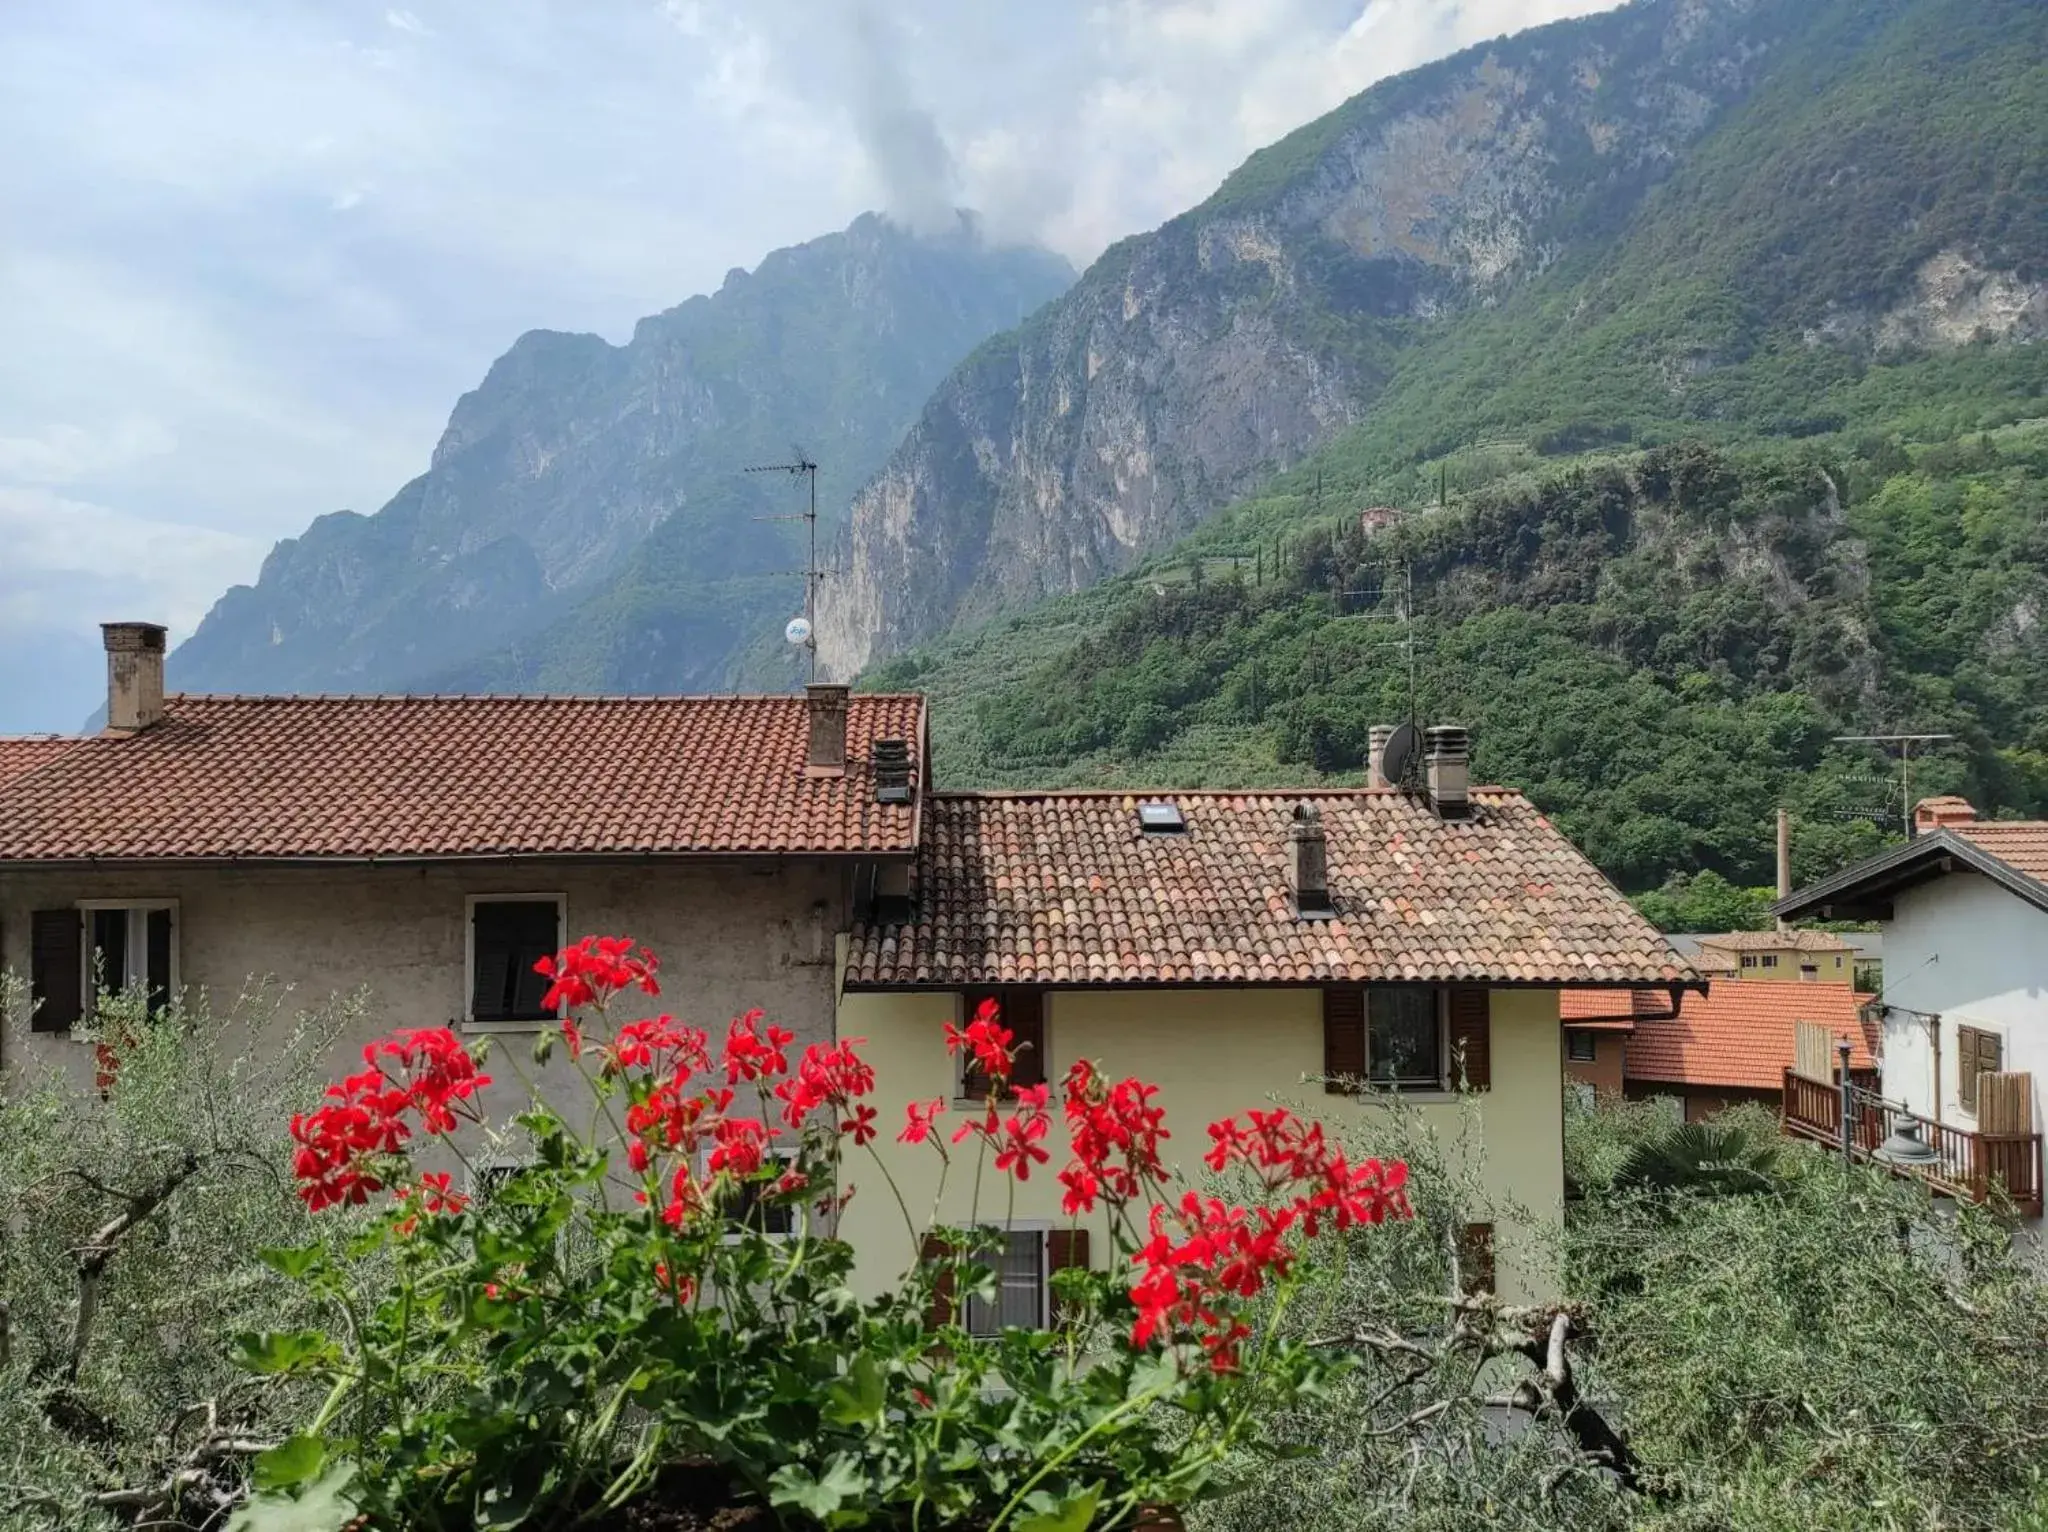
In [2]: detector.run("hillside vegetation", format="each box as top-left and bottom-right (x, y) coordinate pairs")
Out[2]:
(861, 0), (2048, 896)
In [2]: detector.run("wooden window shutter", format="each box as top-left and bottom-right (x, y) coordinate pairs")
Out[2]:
(1323, 987), (1365, 1093)
(1046, 1227), (1090, 1329)
(963, 989), (1045, 1096)
(1458, 1222), (1496, 1297)
(921, 1234), (956, 1329)
(1449, 986), (1491, 1090)
(30, 909), (83, 1034)
(1959, 1025), (1993, 1112)
(1008, 990), (1046, 1090)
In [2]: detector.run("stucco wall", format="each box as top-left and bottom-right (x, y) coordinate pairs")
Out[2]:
(1881, 873), (2048, 1130)
(835, 981), (1565, 1303)
(1, 860), (850, 1117)
(1563, 1031), (1626, 1100)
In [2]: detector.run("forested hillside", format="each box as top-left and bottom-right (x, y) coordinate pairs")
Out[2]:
(858, 0), (2048, 897)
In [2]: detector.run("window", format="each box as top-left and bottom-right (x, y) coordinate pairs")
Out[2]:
(1136, 800), (1185, 832)
(1367, 987), (1443, 1087)
(1324, 986), (1487, 1093)
(1740, 954), (1757, 969)
(1760, 954), (1778, 970)
(1799, 963), (1818, 980)
(1957, 1024), (2004, 1113)
(79, 901), (178, 1019)
(717, 1148), (800, 1239)
(958, 988), (1046, 1097)
(466, 896), (564, 1027)
(1566, 1031), (1598, 1063)
(966, 1227), (1048, 1336)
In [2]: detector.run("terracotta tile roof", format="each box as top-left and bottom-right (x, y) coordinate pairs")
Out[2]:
(0, 694), (925, 861)
(1696, 928), (1853, 953)
(0, 736), (79, 790)
(845, 789), (1694, 989)
(1604, 981), (1875, 1092)
(1690, 947), (1741, 973)
(1954, 821), (2048, 883)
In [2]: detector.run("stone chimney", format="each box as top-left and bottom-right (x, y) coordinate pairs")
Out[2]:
(1367, 723), (1397, 790)
(873, 737), (913, 804)
(102, 622), (167, 734)
(805, 684), (849, 774)
(1913, 795), (1977, 834)
(1288, 801), (1333, 917)
(1425, 725), (1470, 819)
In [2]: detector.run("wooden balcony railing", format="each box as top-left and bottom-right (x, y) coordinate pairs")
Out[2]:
(1781, 1069), (2044, 1218)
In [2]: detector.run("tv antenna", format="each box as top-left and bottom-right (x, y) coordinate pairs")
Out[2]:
(746, 448), (823, 682)
(1832, 732), (1954, 837)
(1335, 560), (1422, 725)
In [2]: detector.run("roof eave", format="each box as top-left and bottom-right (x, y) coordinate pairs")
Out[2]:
(1774, 829), (2048, 922)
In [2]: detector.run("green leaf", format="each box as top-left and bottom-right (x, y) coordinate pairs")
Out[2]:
(823, 1352), (888, 1427)
(1015, 1481), (1105, 1532)
(252, 1433), (327, 1492)
(531, 1028), (555, 1065)
(769, 1453), (868, 1523)
(234, 1329), (336, 1375)
(225, 1465), (357, 1532)
(256, 1244), (328, 1280)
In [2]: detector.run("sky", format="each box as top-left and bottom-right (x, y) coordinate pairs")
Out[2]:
(0, 0), (1623, 732)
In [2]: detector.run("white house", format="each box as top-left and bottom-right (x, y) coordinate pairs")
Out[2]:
(1777, 797), (2048, 1200)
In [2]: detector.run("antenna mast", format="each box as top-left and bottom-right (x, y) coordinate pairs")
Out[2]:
(1832, 732), (1955, 837)
(746, 449), (822, 683)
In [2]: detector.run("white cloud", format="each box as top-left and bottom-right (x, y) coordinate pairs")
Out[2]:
(385, 8), (429, 35)
(0, 487), (263, 636)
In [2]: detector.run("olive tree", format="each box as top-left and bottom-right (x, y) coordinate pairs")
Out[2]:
(1, 974), (363, 1530)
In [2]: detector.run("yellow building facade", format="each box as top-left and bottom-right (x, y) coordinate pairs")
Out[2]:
(836, 974), (1567, 1303)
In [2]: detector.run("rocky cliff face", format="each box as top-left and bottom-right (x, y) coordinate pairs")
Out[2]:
(172, 215), (1072, 696)
(818, 0), (1786, 677)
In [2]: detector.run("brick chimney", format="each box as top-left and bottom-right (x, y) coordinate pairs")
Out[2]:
(1288, 801), (1333, 918)
(1367, 723), (1397, 790)
(805, 683), (849, 774)
(1425, 725), (1470, 819)
(102, 622), (167, 734)
(1913, 795), (1976, 834)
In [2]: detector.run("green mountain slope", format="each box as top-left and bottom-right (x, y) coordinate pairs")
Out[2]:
(861, 0), (2048, 895)
(170, 215), (1071, 697)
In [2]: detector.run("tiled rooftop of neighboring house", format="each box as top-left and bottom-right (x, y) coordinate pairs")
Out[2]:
(1695, 928), (1854, 953)
(1561, 981), (1875, 1092)
(844, 789), (1694, 989)
(0, 736), (79, 791)
(1953, 821), (2048, 884)
(0, 694), (925, 860)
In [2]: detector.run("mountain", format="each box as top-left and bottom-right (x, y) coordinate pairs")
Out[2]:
(819, 0), (2048, 679)
(847, 0), (2048, 897)
(171, 215), (1072, 697)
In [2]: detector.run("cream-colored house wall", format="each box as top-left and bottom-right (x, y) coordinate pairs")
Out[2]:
(1, 860), (850, 1116)
(835, 979), (1564, 1303)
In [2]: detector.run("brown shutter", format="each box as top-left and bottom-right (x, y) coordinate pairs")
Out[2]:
(1047, 1227), (1090, 1329)
(1007, 990), (1046, 1090)
(30, 909), (82, 1034)
(963, 989), (1046, 1096)
(1458, 1222), (1496, 1296)
(1449, 986), (1491, 1090)
(1323, 987), (1365, 1093)
(921, 1234), (955, 1329)
(1982, 1030), (2004, 1077)
(1959, 1026), (1984, 1111)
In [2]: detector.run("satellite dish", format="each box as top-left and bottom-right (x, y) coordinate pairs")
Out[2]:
(1382, 722), (1419, 786)
(784, 616), (813, 647)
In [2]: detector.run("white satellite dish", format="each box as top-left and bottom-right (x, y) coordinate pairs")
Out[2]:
(784, 615), (813, 647)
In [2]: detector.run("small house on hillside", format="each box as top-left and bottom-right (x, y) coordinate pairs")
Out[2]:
(1693, 928), (1854, 983)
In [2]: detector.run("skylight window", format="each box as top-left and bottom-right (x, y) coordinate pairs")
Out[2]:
(1138, 801), (1185, 833)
